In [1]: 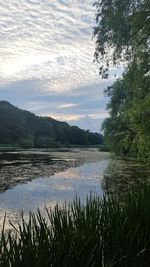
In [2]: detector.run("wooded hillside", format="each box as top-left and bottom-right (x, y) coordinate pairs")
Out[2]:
(0, 101), (103, 147)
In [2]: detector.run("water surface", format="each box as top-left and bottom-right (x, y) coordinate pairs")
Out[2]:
(0, 148), (110, 228)
(0, 148), (150, 229)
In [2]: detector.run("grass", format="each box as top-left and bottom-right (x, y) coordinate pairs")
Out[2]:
(1, 186), (150, 267)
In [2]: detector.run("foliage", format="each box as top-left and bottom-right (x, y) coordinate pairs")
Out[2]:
(0, 101), (103, 148)
(102, 56), (150, 158)
(94, 0), (150, 159)
(19, 134), (35, 148)
(94, 0), (150, 77)
(1, 185), (150, 266)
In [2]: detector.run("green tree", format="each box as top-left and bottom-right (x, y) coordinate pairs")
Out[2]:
(94, 0), (150, 77)
(0, 101), (103, 148)
(19, 134), (34, 148)
(94, 0), (150, 159)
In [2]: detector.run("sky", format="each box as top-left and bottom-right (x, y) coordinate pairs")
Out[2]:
(0, 0), (118, 132)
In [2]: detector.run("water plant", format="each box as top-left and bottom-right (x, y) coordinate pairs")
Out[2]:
(1, 185), (150, 267)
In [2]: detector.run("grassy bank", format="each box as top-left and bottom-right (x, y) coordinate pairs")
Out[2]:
(1, 186), (150, 267)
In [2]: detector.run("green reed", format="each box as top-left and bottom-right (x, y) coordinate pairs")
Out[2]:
(1, 186), (150, 267)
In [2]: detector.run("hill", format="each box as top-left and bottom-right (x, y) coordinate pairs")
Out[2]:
(0, 101), (103, 147)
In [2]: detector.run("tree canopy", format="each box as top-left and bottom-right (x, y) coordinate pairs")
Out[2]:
(94, 0), (150, 159)
(94, 0), (150, 77)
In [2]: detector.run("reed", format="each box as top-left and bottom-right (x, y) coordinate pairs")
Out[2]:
(1, 186), (150, 266)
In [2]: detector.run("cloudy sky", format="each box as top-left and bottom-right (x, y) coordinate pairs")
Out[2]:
(0, 0), (117, 132)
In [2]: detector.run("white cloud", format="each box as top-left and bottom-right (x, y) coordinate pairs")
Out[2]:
(0, 0), (100, 91)
(57, 103), (77, 109)
(0, 0), (113, 131)
(46, 113), (83, 122)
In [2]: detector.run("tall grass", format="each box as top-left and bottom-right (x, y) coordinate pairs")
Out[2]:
(1, 186), (150, 266)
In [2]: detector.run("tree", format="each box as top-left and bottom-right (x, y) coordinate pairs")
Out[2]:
(0, 101), (104, 147)
(102, 79), (136, 155)
(19, 134), (34, 148)
(94, 0), (150, 77)
(94, 0), (150, 159)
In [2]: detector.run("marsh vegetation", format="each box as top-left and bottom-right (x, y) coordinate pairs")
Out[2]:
(1, 184), (150, 267)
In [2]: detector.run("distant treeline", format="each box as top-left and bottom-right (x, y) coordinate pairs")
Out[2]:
(0, 101), (103, 148)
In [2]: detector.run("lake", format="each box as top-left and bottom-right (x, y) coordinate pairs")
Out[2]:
(0, 148), (149, 229)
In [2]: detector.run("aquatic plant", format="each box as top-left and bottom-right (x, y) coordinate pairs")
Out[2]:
(1, 186), (150, 266)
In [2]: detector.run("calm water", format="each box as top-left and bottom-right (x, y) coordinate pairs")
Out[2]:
(0, 148), (149, 228)
(0, 148), (110, 228)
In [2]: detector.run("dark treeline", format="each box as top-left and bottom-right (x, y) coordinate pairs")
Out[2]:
(94, 0), (150, 160)
(0, 101), (103, 147)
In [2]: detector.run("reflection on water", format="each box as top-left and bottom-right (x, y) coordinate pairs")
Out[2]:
(1, 149), (150, 230)
(102, 157), (150, 194)
(0, 159), (109, 229)
(0, 152), (80, 193)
